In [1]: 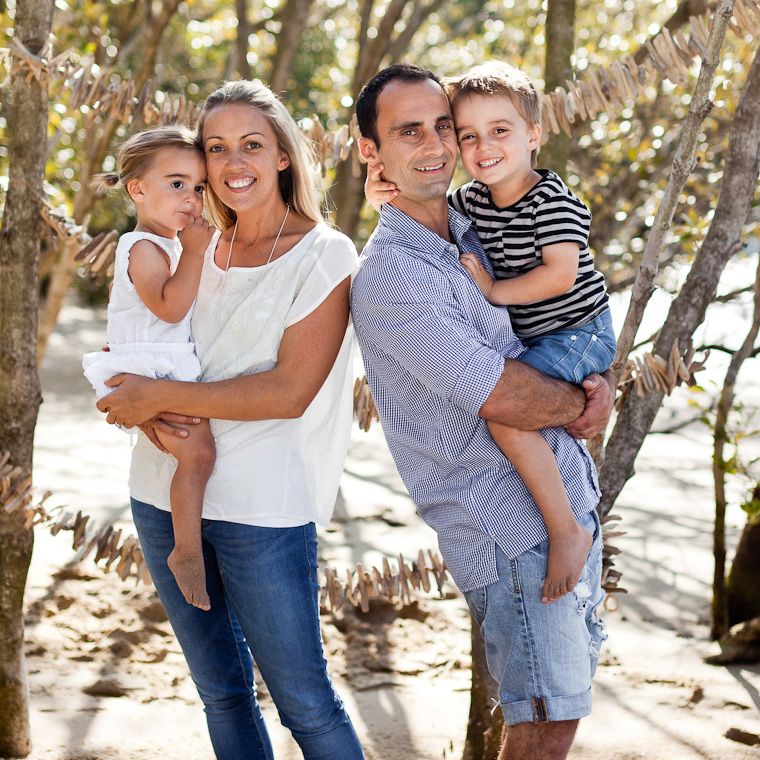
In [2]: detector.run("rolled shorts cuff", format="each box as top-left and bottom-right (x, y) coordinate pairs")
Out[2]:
(501, 688), (593, 727)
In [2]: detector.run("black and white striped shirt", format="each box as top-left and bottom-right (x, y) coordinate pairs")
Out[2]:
(449, 169), (608, 339)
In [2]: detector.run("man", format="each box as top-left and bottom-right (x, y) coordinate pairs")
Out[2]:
(350, 63), (615, 760)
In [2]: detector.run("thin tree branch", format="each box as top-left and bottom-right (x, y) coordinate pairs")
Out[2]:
(613, 0), (736, 381)
(633, 0), (713, 64)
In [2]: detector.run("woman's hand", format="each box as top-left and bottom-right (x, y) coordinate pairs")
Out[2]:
(97, 373), (167, 428)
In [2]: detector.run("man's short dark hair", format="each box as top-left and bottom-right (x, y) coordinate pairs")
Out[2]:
(356, 63), (441, 147)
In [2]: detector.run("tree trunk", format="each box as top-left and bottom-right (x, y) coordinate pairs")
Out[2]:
(334, 0), (458, 240)
(269, 0), (313, 96)
(711, 261), (760, 639)
(0, 0), (54, 755)
(463, 622), (503, 760)
(333, 158), (368, 241)
(598, 42), (760, 516)
(727, 519), (760, 626)
(539, 0), (576, 179)
(235, 0), (252, 80)
(35, 0), (182, 364)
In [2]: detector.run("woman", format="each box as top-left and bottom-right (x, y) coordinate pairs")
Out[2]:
(98, 80), (364, 760)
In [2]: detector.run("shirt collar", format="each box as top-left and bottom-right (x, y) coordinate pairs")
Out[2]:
(373, 202), (476, 262)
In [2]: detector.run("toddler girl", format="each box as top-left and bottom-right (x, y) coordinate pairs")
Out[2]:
(83, 126), (215, 611)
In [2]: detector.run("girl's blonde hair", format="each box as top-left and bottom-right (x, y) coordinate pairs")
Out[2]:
(91, 125), (202, 195)
(197, 80), (323, 229)
(445, 62), (543, 168)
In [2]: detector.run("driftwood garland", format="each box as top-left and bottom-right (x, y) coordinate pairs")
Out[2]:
(12, 0), (730, 612)
(2, 446), (625, 609)
(3, 0), (759, 176)
(1, 450), (152, 584)
(616, 340), (708, 410)
(538, 0), (760, 140)
(601, 512), (627, 610)
(353, 375), (380, 432)
(3, 37), (199, 128)
(0, 448), (454, 609)
(42, 202), (119, 279)
(320, 550), (450, 613)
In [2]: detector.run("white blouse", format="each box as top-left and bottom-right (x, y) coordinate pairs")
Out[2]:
(129, 223), (358, 528)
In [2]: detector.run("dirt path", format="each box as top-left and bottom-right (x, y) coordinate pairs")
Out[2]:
(19, 302), (760, 759)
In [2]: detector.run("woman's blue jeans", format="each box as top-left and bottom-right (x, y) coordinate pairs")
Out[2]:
(131, 498), (364, 760)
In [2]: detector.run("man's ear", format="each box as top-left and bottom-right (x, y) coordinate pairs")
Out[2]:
(359, 137), (379, 165)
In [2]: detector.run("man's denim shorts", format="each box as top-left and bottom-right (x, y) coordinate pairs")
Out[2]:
(463, 509), (607, 726)
(520, 309), (617, 384)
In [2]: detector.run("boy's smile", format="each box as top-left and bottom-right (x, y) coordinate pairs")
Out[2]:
(453, 93), (542, 208)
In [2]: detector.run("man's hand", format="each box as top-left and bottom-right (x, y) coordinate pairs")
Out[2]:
(564, 370), (616, 439)
(138, 413), (200, 452)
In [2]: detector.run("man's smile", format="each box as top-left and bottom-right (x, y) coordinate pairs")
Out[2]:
(414, 162), (446, 172)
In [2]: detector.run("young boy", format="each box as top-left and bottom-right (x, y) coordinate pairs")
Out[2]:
(365, 61), (616, 604)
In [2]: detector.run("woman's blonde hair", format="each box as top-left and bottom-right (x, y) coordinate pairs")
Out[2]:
(197, 80), (323, 229)
(90, 125), (202, 195)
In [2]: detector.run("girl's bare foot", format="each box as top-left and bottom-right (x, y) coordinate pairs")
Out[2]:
(542, 522), (594, 604)
(167, 548), (210, 610)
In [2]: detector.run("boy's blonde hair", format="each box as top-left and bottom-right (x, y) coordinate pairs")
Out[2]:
(197, 80), (323, 229)
(91, 125), (202, 195)
(445, 62), (542, 167)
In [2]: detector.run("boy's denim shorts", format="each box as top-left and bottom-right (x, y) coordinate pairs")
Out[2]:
(520, 309), (616, 384)
(463, 509), (607, 726)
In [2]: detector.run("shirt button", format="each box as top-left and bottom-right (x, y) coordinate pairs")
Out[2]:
(448, 245), (458, 255)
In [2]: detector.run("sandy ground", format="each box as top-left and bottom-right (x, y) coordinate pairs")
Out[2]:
(14, 302), (760, 760)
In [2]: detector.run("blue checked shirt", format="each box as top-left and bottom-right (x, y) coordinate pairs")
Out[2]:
(351, 204), (601, 593)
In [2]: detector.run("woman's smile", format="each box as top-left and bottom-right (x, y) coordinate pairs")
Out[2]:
(226, 176), (256, 190)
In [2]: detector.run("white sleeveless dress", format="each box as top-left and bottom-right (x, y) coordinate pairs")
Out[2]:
(82, 231), (201, 399)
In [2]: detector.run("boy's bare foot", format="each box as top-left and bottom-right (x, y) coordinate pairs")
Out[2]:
(542, 522), (594, 604)
(167, 548), (210, 611)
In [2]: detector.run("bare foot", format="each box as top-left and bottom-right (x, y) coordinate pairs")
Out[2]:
(542, 522), (594, 604)
(167, 548), (210, 610)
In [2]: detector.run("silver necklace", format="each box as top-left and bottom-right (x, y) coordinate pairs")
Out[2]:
(216, 204), (290, 336)
(223, 203), (290, 273)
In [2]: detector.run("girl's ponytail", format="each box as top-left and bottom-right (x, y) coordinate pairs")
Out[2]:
(90, 171), (121, 195)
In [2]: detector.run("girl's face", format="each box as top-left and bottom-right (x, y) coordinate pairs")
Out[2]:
(202, 103), (290, 217)
(128, 147), (206, 238)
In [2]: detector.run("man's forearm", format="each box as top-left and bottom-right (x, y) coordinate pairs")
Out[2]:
(478, 359), (586, 430)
